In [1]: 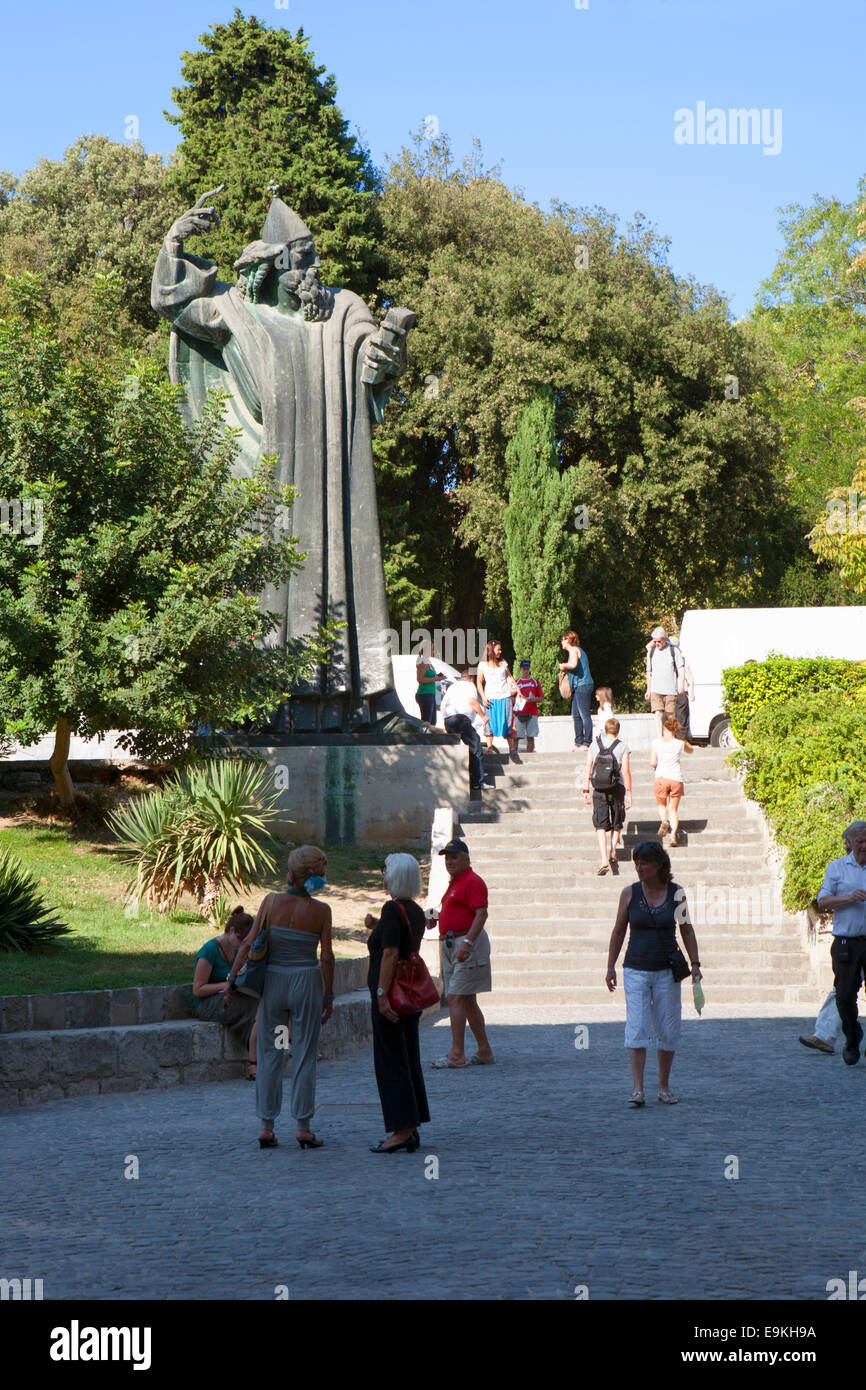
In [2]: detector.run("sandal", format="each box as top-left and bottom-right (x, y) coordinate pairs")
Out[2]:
(627, 1090), (645, 1107)
(658, 1089), (679, 1104)
(596, 863), (609, 876)
(658, 820), (671, 836)
(430, 1055), (466, 1068)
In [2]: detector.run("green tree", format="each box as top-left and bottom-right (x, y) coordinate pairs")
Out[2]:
(0, 273), (333, 809)
(749, 181), (866, 523)
(377, 133), (796, 691)
(0, 136), (173, 343)
(504, 394), (585, 701)
(805, 194), (866, 595)
(166, 10), (382, 294)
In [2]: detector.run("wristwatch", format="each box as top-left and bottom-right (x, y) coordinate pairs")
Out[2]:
(376, 987), (386, 997)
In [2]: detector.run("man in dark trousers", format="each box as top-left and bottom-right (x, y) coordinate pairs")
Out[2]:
(817, 821), (866, 1065)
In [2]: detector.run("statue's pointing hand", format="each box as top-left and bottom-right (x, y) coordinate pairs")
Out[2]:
(166, 185), (226, 248)
(362, 333), (404, 387)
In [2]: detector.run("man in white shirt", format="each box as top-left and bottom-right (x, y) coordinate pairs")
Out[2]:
(644, 625), (685, 735)
(816, 821), (866, 1065)
(440, 671), (491, 790)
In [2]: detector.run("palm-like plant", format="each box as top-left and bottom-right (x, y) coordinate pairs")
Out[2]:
(109, 760), (284, 920)
(0, 848), (70, 952)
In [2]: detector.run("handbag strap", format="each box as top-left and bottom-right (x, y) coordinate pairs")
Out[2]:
(392, 898), (420, 954)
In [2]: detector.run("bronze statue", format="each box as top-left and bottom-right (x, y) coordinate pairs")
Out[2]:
(151, 187), (417, 736)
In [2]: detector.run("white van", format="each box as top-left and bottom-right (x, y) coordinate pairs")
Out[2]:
(678, 606), (866, 747)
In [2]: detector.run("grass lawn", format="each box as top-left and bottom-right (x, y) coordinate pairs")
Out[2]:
(0, 817), (396, 995)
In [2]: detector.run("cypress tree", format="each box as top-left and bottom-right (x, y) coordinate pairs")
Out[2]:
(166, 10), (382, 294)
(504, 394), (582, 706)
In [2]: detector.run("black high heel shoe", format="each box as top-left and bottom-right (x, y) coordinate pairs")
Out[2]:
(258, 1131), (278, 1148)
(369, 1135), (419, 1154)
(296, 1132), (324, 1150)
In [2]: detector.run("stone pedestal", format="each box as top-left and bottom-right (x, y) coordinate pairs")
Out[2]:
(262, 743), (468, 848)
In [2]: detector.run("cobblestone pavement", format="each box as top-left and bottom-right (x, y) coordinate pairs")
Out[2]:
(3, 1002), (864, 1301)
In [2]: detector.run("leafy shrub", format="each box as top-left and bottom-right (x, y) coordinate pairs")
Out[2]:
(723, 655), (866, 741)
(0, 848), (70, 952)
(736, 695), (866, 816)
(109, 760), (284, 919)
(774, 781), (866, 912)
(733, 694), (866, 909)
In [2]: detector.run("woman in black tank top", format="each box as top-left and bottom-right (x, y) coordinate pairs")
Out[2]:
(605, 841), (703, 1106)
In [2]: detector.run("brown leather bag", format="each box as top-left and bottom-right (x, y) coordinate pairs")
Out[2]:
(388, 901), (440, 1016)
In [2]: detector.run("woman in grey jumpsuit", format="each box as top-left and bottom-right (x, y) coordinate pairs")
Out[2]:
(226, 846), (334, 1149)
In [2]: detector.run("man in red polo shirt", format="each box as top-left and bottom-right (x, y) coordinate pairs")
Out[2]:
(428, 838), (494, 1068)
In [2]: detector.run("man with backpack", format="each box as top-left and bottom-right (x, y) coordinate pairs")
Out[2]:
(645, 626), (687, 736)
(582, 717), (632, 875)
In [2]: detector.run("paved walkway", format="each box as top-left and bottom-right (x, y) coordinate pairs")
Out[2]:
(3, 1002), (862, 1300)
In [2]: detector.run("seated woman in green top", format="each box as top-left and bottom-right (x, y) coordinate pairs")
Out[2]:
(193, 906), (260, 1079)
(416, 646), (438, 726)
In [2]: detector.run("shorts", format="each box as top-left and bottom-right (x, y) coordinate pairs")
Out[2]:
(623, 966), (682, 1050)
(514, 714), (539, 738)
(650, 693), (677, 716)
(654, 778), (684, 800)
(592, 785), (625, 831)
(440, 929), (492, 997)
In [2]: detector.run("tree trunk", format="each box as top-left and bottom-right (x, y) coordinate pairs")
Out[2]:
(200, 874), (223, 921)
(49, 716), (76, 809)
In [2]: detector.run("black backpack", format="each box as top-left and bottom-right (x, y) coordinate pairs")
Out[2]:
(590, 736), (621, 791)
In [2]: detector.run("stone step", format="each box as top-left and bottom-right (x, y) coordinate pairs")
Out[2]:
(475, 886), (778, 909)
(477, 863), (771, 881)
(464, 806), (756, 822)
(486, 984), (819, 1007)
(480, 756), (733, 767)
(462, 817), (764, 842)
(489, 911), (795, 934)
(488, 914), (789, 933)
(492, 961), (817, 984)
(491, 937), (806, 957)
(474, 779), (741, 796)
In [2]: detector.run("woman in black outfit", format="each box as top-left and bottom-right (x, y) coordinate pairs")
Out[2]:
(605, 841), (703, 1107)
(364, 853), (431, 1153)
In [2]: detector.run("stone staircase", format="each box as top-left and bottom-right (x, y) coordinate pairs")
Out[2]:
(459, 746), (820, 1011)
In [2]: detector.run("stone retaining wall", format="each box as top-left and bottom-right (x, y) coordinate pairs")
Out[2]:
(0, 958), (369, 1033)
(0, 989), (384, 1108)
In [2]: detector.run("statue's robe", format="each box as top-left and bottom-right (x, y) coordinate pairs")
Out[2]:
(151, 246), (393, 728)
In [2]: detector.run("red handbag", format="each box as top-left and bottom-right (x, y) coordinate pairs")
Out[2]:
(388, 901), (441, 1016)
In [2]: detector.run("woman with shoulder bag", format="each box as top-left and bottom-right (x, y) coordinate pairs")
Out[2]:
(604, 841), (702, 1107)
(226, 845), (334, 1150)
(559, 629), (594, 749)
(364, 853), (432, 1153)
(476, 639), (518, 753)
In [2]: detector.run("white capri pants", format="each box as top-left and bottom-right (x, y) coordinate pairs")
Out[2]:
(623, 967), (682, 1051)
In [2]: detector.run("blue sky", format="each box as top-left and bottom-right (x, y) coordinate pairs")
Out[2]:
(2, 0), (864, 315)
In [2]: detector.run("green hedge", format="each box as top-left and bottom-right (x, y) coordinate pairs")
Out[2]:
(731, 692), (866, 909)
(723, 656), (866, 741)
